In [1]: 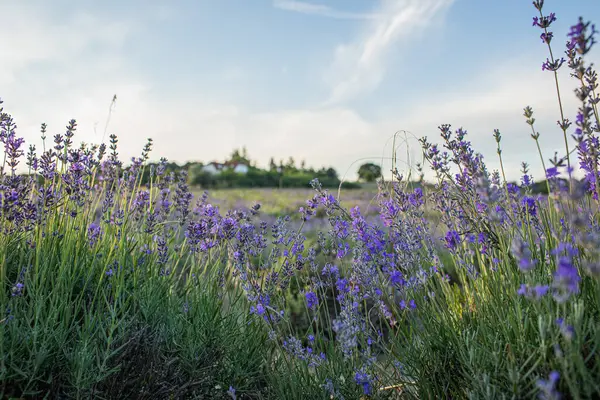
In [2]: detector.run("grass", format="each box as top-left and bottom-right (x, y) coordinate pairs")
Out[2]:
(194, 187), (382, 219)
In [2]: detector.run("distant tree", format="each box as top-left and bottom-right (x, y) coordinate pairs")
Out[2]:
(357, 163), (381, 182)
(269, 157), (277, 171)
(182, 161), (200, 170)
(286, 156), (296, 171)
(325, 167), (337, 179)
(229, 148), (250, 164)
(300, 159), (306, 171)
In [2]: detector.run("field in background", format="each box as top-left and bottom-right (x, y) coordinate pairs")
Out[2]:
(193, 184), (447, 240)
(195, 185), (381, 218)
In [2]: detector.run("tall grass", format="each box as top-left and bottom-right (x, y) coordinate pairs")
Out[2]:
(0, 130), (269, 398)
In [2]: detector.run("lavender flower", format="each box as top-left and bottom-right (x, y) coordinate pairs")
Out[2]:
(536, 371), (561, 400)
(322, 379), (344, 400)
(552, 257), (581, 302)
(305, 291), (318, 309)
(354, 369), (372, 395)
(511, 237), (538, 271)
(227, 386), (236, 400)
(555, 318), (575, 341)
(11, 282), (24, 297)
(88, 222), (102, 247)
(444, 230), (461, 251)
(568, 17), (597, 55)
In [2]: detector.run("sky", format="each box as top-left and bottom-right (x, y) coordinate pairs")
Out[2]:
(2, 0), (599, 182)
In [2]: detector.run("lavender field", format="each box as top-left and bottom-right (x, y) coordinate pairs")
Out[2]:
(198, 187), (382, 228)
(1, 2), (600, 400)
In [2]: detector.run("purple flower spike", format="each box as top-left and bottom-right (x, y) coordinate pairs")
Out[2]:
(227, 386), (236, 400)
(552, 257), (581, 302)
(305, 291), (318, 309)
(444, 230), (461, 251)
(536, 371), (561, 400)
(354, 370), (372, 395)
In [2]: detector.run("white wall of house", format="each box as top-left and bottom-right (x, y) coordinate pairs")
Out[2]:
(233, 164), (249, 174)
(201, 162), (249, 175)
(202, 164), (221, 175)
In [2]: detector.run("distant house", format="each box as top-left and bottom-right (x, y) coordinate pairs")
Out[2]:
(202, 162), (223, 175)
(230, 162), (249, 174)
(202, 161), (249, 175)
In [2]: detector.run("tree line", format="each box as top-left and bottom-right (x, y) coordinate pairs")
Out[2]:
(141, 147), (362, 189)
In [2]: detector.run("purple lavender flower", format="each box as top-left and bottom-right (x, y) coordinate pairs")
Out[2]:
(3, 132), (25, 173)
(227, 386), (236, 400)
(354, 370), (372, 395)
(546, 167), (560, 179)
(282, 336), (306, 360)
(133, 190), (150, 211)
(332, 218), (349, 239)
(536, 371), (561, 400)
(11, 282), (24, 297)
(540, 31), (553, 44)
(336, 242), (350, 259)
(321, 263), (339, 279)
(305, 291), (318, 309)
(389, 270), (404, 286)
(521, 196), (537, 217)
(553, 257), (581, 302)
(444, 230), (461, 251)
(336, 278), (350, 294)
(87, 222), (102, 247)
(521, 172), (533, 188)
(555, 318), (575, 341)
(542, 58), (565, 72)
(534, 285), (550, 298)
(156, 236), (169, 264)
(380, 198), (400, 226)
(332, 300), (364, 358)
(511, 237), (538, 271)
(568, 17), (597, 55)
(322, 379), (343, 400)
(518, 284), (549, 299)
(532, 13), (556, 29)
(250, 302), (266, 316)
(174, 170), (193, 225)
(409, 299), (417, 309)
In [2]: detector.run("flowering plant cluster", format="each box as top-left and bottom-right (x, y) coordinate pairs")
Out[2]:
(1, 2), (600, 399)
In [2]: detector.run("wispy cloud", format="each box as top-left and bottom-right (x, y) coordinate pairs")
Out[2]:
(272, 0), (378, 20)
(324, 0), (454, 105)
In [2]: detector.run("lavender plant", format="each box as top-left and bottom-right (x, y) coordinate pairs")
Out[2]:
(0, 108), (270, 399)
(253, 3), (600, 398)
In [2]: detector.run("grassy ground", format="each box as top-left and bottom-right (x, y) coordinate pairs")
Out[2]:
(192, 186), (382, 219)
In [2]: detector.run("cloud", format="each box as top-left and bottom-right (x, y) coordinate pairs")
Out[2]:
(0, 2), (175, 162)
(0, 5), (133, 88)
(272, 0), (378, 20)
(324, 0), (454, 105)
